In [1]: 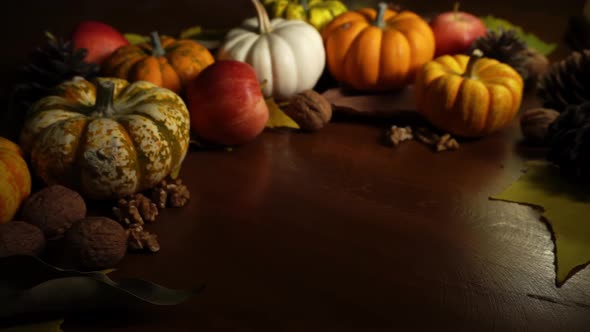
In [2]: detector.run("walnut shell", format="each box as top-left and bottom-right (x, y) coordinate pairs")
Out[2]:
(520, 108), (560, 145)
(0, 221), (45, 257)
(64, 217), (127, 271)
(285, 90), (332, 131)
(21, 185), (86, 239)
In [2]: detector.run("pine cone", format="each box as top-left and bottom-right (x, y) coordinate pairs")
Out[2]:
(546, 101), (590, 182)
(7, 33), (99, 135)
(469, 29), (529, 79)
(537, 50), (590, 112)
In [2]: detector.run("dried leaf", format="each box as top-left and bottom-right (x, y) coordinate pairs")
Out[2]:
(265, 98), (300, 129)
(0, 319), (63, 332)
(178, 25), (203, 39)
(480, 15), (557, 56)
(0, 255), (202, 319)
(124, 33), (149, 45)
(491, 161), (590, 286)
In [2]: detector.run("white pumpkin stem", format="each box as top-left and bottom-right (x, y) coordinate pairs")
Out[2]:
(150, 31), (166, 57)
(465, 49), (484, 78)
(251, 0), (273, 34)
(95, 81), (116, 117)
(374, 2), (388, 28)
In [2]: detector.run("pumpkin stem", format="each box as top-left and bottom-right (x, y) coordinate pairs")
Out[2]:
(300, 0), (309, 11)
(464, 49), (483, 78)
(251, 0), (273, 34)
(150, 31), (166, 57)
(374, 2), (388, 28)
(94, 81), (116, 117)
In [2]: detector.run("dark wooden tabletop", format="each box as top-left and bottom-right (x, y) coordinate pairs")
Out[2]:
(2, 0), (590, 331)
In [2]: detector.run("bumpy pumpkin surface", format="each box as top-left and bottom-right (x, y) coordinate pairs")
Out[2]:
(0, 137), (31, 223)
(263, 0), (347, 31)
(20, 77), (190, 200)
(321, 3), (435, 91)
(102, 32), (214, 94)
(414, 53), (524, 137)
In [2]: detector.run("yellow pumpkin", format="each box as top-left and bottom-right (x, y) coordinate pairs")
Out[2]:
(321, 2), (435, 91)
(263, 0), (348, 31)
(414, 52), (524, 137)
(20, 77), (190, 200)
(0, 137), (31, 223)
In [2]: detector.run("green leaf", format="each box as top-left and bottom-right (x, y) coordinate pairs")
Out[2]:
(0, 319), (63, 332)
(0, 255), (203, 319)
(491, 161), (590, 286)
(265, 98), (300, 129)
(124, 33), (149, 45)
(480, 15), (558, 56)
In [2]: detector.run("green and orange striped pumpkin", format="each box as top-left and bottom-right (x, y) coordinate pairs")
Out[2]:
(20, 76), (190, 200)
(102, 32), (214, 94)
(0, 137), (31, 223)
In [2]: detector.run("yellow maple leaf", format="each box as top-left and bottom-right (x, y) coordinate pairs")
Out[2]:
(491, 160), (590, 286)
(265, 98), (299, 130)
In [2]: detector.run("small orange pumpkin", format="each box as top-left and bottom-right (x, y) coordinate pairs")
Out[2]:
(321, 2), (435, 91)
(102, 32), (214, 94)
(414, 51), (524, 137)
(0, 137), (31, 223)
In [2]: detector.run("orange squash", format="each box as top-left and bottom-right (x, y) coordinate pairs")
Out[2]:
(414, 51), (524, 137)
(0, 137), (31, 223)
(102, 32), (214, 94)
(321, 2), (435, 91)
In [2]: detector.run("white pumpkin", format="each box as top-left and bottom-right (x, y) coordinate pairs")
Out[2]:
(217, 0), (325, 100)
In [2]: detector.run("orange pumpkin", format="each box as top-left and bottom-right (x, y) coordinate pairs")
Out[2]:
(0, 137), (31, 223)
(102, 32), (214, 94)
(321, 2), (435, 91)
(414, 51), (524, 137)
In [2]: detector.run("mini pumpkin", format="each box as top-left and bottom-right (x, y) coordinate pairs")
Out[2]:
(217, 0), (325, 100)
(102, 32), (214, 94)
(0, 137), (31, 223)
(414, 51), (524, 137)
(20, 77), (190, 200)
(321, 2), (435, 91)
(262, 0), (348, 31)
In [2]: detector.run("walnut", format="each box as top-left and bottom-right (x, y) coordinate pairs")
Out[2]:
(520, 108), (559, 145)
(113, 193), (158, 225)
(127, 224), (160, 253)
(415, 127), (460, 152)
(152, 178), (190, 208)
(0, 221), (45, 257)
(386, 125), (413, 146)
(284, 90), (332, 131)
(21, 185), (87, 239)
(64, 217), (128, 271)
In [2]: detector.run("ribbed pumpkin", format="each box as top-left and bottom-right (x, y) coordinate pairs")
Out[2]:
(102, 32), (214, 94)
(0, 137), (31, 223)
(263, 0), (348, 31)
(414, 51), (524, 137)
(20, 77), (190, 200)
(321, 2), (435, 91)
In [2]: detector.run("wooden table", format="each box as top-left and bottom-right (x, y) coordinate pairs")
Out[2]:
(2, 0), (590, 330)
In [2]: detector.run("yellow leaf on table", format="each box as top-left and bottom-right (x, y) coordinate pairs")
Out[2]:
(265, 98), (300, 130)
(0, 319), (63, 332)
(491, 160), (590, 286)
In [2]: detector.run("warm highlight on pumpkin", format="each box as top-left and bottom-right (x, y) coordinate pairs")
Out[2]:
(321, 2), (435, 91)
(0, 137), (32, 223)
(414, 53), (524, 137)
(102, 32), (214, 94)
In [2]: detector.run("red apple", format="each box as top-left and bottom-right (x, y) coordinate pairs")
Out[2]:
(186, 60), (269, 146)
(430, 4), (487, 57)
(71, 21), (129, 65)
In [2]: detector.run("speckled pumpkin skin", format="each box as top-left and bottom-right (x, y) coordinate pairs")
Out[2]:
(0, 137), (31, 223)
(20, 77), (190, 200)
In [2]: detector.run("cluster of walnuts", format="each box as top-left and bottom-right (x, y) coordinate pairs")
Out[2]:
(0, 178), (190, 271)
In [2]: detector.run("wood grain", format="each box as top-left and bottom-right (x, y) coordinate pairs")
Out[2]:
(1, 0), (590, 331)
